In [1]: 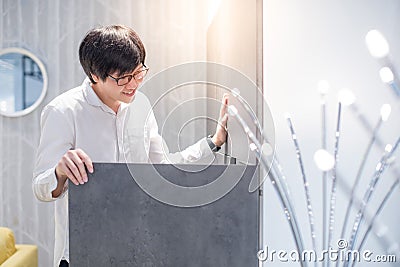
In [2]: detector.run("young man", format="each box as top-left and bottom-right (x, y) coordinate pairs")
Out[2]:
(33, 24), (228, 267)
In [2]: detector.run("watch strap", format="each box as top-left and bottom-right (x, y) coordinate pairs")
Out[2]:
(206, 135), (221, 152)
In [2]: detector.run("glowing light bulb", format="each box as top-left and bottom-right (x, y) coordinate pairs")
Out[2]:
(338, 89), (356, 106)
(232, 88), (240, 97)
(261, 142), (273, 157)
(249, 143), (257, 151)
(365, 30), (390, 58)
(318, 80), (330, 95)
(380, 104), (391, 121)
(314, 149), (335, 171)
(375, 162), (383, 171)
(379, 67), (394, 83)
(385, 144), (392, 153)
(376, 225), (388, 237)
(284, 113), (292, 120)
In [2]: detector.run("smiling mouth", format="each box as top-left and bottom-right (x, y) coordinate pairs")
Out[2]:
(122, 90), (136, 97)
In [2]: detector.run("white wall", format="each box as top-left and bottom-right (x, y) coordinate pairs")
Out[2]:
(263, 1), (400, 266)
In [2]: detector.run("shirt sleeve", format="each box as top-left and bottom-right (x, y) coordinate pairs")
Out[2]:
(146, 109), (214, 164)
(32, 105), (74, 202)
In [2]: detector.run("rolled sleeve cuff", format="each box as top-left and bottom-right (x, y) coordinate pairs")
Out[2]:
(180, 137), (214, 162)
(33, 167), (60, 201)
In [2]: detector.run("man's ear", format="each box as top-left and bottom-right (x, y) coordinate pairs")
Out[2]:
(91, 73), (100, 83)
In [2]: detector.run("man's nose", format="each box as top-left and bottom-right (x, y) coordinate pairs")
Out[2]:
(126, 78), (139, 89)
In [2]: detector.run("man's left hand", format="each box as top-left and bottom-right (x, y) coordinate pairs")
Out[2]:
(212, 93), (229, 147)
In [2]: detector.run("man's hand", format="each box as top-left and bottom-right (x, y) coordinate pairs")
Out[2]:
(55, 149), (94, 186)
(212, 93), (229, 147)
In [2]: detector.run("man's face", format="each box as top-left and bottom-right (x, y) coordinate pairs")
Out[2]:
(92, 64), (147, 109)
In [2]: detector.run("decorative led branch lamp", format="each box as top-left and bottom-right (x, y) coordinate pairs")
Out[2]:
(231, 29), (399, 266)
(366, 29), (400, 98)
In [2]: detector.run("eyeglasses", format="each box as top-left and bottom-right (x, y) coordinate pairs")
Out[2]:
(108, 65), (149, 86)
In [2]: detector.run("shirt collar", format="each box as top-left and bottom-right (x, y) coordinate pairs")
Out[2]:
(82, 77), (130, 114)
(82, 77), (102, 107)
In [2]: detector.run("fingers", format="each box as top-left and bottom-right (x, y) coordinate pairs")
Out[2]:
(220, 113), (229, 130)
(219, 93), (229, 130)
(76, 149), (94, 174)
(56, 149), (94, 186)
(219, 93), (229, 119)
(62, 155), (83, 185)
(212, 94), (230, 147)
(57, 159), (79, 186)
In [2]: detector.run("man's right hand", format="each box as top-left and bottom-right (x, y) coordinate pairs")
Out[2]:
(55, 149), (94, 186)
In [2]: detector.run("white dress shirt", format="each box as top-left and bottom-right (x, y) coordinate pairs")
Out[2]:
(32, 78), (214, 267)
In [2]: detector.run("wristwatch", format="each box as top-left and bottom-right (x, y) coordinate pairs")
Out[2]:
(206, 134), (221, 152)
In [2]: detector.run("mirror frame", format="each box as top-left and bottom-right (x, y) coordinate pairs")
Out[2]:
(0, 47), (48, 117)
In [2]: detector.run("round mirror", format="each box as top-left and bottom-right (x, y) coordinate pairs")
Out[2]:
(0, 48), (48, 117)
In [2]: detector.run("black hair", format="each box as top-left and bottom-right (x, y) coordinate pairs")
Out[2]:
(79, 24), (146, 84)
